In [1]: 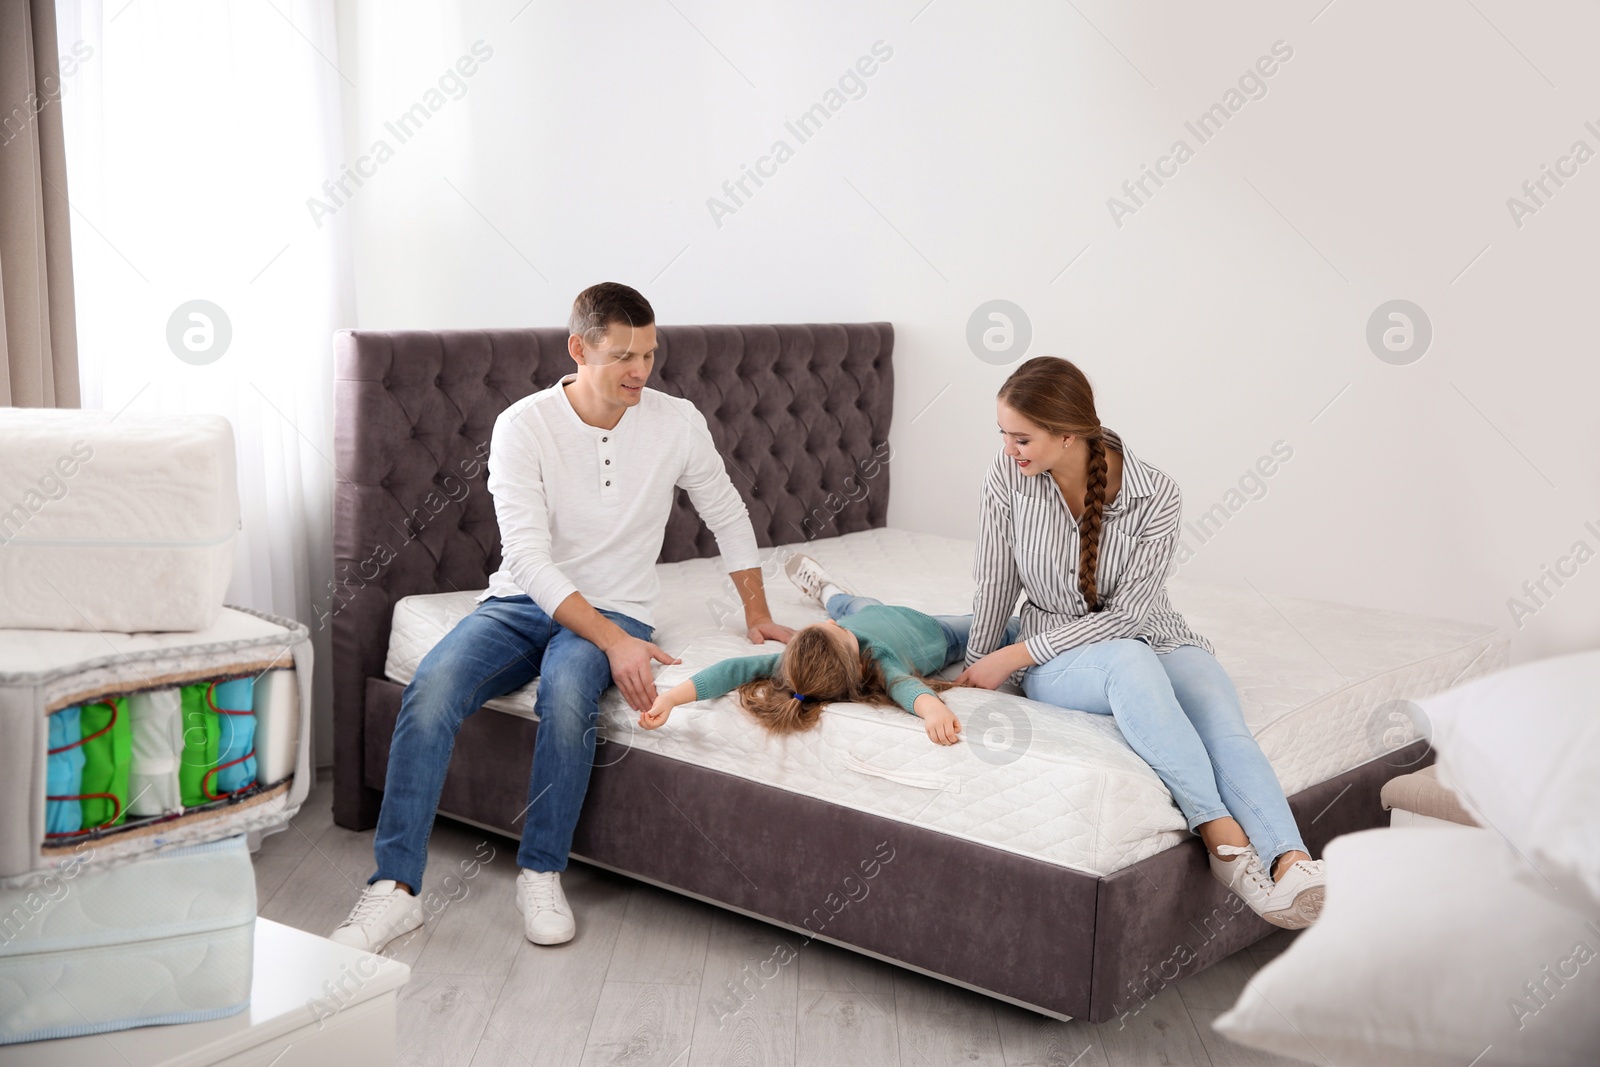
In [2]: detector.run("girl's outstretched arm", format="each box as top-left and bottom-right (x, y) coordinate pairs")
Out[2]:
(913, 693), (962, 746)
(639, 679), (698, 730)
(641, 651), (781, 729)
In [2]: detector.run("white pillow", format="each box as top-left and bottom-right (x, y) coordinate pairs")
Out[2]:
(1421, 650), (1600, 916)
(1214, 827), (1600, 1066)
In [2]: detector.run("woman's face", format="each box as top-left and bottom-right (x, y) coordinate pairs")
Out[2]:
(997, 401), (1070, 477)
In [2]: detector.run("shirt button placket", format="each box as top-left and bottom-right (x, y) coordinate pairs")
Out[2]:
(599, 433), (615, 498)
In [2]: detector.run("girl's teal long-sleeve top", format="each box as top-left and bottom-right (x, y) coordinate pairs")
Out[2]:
(688, 605), (951, 715)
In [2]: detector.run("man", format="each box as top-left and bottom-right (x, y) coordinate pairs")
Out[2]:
(332, 283), (793, 952)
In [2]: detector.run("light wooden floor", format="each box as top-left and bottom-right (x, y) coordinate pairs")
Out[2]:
(256, 775), (1311, 1067)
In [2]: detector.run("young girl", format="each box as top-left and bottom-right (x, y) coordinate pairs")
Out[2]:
(638, 555), (1019, 745)
(956, 354), (1326, 929)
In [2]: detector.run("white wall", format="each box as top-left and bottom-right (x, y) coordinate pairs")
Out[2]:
(333, 0), (1600, 663)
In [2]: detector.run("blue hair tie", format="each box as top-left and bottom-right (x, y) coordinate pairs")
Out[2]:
(792, 692), (807, 701)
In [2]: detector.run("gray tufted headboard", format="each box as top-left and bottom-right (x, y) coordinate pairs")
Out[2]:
(331, 323), (894, 826)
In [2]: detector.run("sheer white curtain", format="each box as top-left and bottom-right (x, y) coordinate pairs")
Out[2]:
(54, 0), (351, 764)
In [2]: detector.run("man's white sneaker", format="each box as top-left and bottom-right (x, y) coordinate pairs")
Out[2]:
(328, 879), (424, 953)
(1263, 857), (1327, 929)
(784, 553), (849, 607)
(516, 869), (575, 945)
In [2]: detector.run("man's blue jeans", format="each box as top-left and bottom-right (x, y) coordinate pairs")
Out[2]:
(1023, 639), (1308, 865)
(371, 595), (652, 890)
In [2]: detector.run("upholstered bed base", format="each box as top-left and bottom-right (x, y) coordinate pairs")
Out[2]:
(362, 675), (1428, 1022)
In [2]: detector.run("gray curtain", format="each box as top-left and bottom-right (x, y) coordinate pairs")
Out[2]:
(0, 0), (79, 409)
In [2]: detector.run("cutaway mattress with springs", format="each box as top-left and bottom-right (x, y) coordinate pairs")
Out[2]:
(0, 606), (312, 884)
(384, 528), (1507, 876)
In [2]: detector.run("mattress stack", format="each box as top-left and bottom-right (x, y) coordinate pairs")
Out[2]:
(0, 410), (314, 1045)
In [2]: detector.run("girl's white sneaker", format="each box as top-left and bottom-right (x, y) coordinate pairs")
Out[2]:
(785, 553), (841, 607)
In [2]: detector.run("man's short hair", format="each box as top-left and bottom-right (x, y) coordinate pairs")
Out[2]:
(569, 282), (654, 346)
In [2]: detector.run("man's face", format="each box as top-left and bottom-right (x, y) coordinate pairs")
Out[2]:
(578, 322), (657, 407)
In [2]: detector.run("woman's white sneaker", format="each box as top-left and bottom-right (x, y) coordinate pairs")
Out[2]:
(1209, 843), (1326, 930)
(1208, 843), (1280, 922)
(329, 879), (424, 953)
(516, 869), (575, 945)
(1263, 857), (1327, 929)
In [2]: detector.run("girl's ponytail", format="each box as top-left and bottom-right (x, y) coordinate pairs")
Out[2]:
(735, 675), (824, 734)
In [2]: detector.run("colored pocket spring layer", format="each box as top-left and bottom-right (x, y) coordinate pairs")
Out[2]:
(46, 677), (259, 837)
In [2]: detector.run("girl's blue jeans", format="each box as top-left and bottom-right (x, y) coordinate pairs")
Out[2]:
(824, 592), (1019, 670)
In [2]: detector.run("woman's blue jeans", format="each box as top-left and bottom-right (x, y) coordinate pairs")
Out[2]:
(1024, 638), (1307, 864)
(371, 595), (652, 891)
(826, 595), (1307, 864)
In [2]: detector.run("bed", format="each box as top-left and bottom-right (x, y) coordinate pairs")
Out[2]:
(332, 324), (1506, 1022)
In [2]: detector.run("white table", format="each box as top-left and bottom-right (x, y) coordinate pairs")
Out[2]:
(5, 918), (411, 1067)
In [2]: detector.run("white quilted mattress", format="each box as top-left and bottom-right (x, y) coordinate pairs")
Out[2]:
(385, 528), (1507, 876)
(0, 409), (238, 633)
(0, 835), (254, 1044)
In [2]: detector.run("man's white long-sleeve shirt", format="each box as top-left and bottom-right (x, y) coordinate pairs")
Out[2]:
(478, 375), (762, 628)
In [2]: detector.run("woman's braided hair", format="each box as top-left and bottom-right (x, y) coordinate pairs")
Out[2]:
(998, 357), (1109, 611)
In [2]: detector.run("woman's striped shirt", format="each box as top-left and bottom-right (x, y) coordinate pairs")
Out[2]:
(966, 428), (1213, 670)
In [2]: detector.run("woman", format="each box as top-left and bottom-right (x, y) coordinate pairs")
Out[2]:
(954, 356), (1326, 929)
